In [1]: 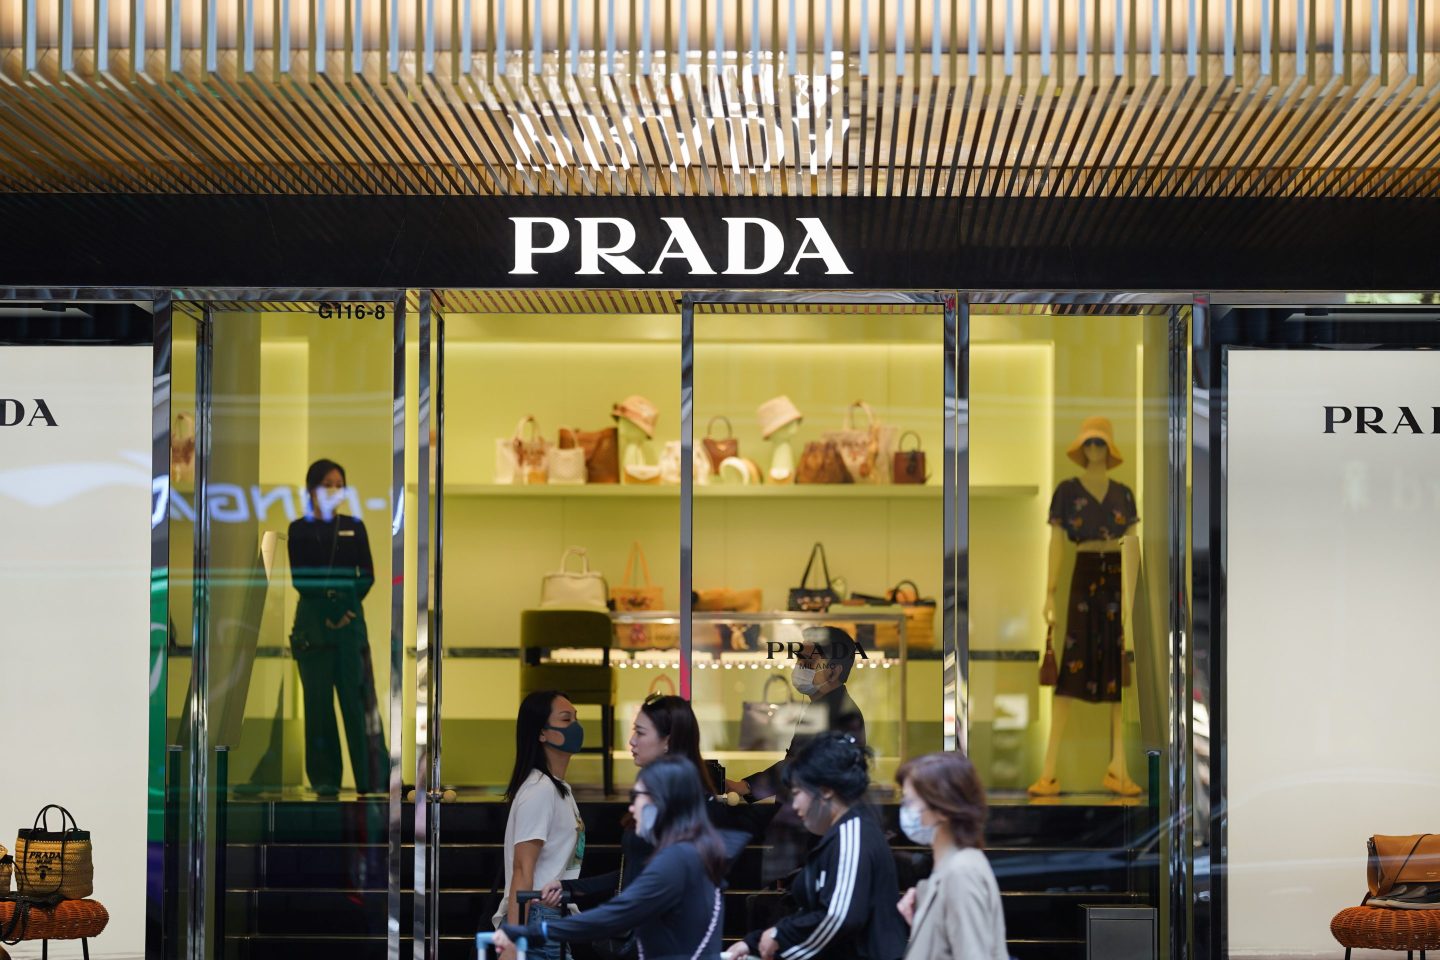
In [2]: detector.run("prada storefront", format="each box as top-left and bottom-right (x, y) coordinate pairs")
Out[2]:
(1, 5), (1439, 960)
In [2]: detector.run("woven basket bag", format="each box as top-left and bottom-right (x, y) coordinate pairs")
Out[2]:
(0, 845), (12, 893)
(15, 806), (93, 901)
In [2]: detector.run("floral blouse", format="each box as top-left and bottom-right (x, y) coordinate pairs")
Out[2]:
(1048, 477), (1139, 544)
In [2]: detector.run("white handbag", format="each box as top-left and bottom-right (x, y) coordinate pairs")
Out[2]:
(539, 547), (610, 610)
(548, 445), (587, 484)
(659, 441), (712, 485)
(496, 416), (550, 485)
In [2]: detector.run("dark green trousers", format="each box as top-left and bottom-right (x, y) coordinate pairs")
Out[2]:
(293, 614), (389, 794)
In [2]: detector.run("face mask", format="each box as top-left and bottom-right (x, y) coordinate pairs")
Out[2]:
(636, 803), (659, 844)
(545, 720), (585, 754)
(900, 802), (936, 846)
(792, 667), (820, 696)
(801, 790), (833, 835)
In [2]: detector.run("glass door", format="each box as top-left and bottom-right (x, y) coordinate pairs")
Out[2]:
(178, 296), (408, 960)
(683, 289), (958, 829)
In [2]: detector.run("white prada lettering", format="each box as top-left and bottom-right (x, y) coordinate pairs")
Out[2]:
(510, 217), (570, 275)
(510, 216), (852, 277)
(648, 217), (716, 275)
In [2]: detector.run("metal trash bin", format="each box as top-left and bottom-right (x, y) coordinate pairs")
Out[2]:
(1085, 905), (1157, 960)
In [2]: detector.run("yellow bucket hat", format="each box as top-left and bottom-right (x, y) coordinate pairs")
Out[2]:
(1065, 416), (1124, 468)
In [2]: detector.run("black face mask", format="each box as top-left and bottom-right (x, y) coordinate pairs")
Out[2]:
(801, 790), (833, 835)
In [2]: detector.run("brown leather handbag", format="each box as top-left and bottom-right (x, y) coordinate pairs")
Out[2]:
(1039, 626), (1058, 686)
(892, 431), (927, 484)
(560, 426), (620, 484)
(702, 416), (738, 474)
(796, 440), (852, 484)
(1368, 835), (1440, 897)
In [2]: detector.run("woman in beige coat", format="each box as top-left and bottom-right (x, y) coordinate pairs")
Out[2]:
(895, 752), (1008, 960)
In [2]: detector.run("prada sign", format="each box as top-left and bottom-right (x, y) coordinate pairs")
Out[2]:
(510, 216), (853, 277)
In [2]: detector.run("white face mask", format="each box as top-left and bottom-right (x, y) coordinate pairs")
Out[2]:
(636, 803), (659, 844)
(900, 802), (936, 846)
(792, 666), (820, 695)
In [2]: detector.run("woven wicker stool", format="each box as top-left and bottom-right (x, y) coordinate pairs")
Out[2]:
(1332, 906), (1440, 960)
(0, 899), (109, 959)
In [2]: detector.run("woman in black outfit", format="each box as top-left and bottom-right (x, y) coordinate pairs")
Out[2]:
(494, 756), (727, 960)
(728, 733), (905, 960)
(287, 458), (388, 797)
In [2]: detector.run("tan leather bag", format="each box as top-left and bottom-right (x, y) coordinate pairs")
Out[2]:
(702, 416), (739, 474)
(560, 426), (620, 484)
(611, 542), (673, 649)
(795, 440), (852, 484)
(1368, 835), (1440, 897)
(1039, 626), (1059, 686)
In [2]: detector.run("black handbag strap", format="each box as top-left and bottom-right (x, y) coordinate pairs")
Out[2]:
(1, 893), (64, 945)
(31, 805), (80, 835)
(799, 543), (832, 591)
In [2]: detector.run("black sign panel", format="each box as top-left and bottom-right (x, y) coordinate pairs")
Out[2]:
(0, 193), (1435, 290)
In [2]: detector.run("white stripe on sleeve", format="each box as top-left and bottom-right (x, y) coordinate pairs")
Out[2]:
(782, 818), (861, 960)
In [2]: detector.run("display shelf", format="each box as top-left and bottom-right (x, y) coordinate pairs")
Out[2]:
(427, 483), (1038, 499)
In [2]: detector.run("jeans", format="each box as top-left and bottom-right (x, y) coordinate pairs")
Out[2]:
(527, 902), (569, 960)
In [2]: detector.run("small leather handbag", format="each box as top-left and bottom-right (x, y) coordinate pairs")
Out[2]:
(1039, 625), (1059, 686)
(702, 416), (739, 474)
(611, 542), (672, 649)
(496, 416), (550, 485)
(795, 440), (852, 484)
(892, 431), (928, 484)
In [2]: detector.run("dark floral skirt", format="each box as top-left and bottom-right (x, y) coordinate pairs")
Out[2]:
(1056, 552), (1124, 703)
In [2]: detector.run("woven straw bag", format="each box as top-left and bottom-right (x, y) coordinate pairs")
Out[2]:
(0, 844), (12, 893)
(15, 806), (93, 900)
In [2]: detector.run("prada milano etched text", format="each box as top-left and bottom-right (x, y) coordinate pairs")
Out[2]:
(510, 216), (853, 276)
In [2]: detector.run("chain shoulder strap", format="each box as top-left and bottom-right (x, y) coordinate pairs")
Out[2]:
(635, 887), (721, 960)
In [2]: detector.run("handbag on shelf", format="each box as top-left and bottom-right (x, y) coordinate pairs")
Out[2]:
(539, 547), (609, 611)
(848, 580), (936, 649)
(1368, 835), (1440, 899)
(559, 426), (620, 484)
(787, 543), (840, 613)
(1039, 625), (1059, 686)
(611, 542), (673, 649)
(0, 844), (12, 893)
(15, 805), (94, 900)
(892, 431), (928, 484)
(547, 445), (587, 485)
(795, 440), (852, 485)
(496, 416), (550, 485)
(824, 401), (895, 484)
(693, 587), (764, 650)
(702, 416), (739, 474)
(739, 675), (811, 752)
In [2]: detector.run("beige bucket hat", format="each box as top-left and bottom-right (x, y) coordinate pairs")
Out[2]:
(757, 395), (803, 440)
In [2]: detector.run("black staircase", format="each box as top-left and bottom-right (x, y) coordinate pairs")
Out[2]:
(220, 797), (1158, 960)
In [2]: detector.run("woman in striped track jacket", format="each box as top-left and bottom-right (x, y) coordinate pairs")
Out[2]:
(730, 733), (906, 960)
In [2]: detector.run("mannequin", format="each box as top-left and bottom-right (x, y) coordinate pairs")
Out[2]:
(612, 395), (660, 484)
(1030, 417), (1141, 798)
(766, 420), (800, 483)
(618, 418), (651, 471)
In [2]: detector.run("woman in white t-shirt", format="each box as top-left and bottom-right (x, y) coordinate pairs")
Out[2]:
(493, 689), (587, 960)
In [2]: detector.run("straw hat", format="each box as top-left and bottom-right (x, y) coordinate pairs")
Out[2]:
(757, 395), (803, 439)
(612, 395), (659, 438)
(1065, 416), (1124, 468)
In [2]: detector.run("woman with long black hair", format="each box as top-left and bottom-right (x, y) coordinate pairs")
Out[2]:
(727, 733), (906, 960)
(493, 690), (588, 960)
(494, 756), (727, 960)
